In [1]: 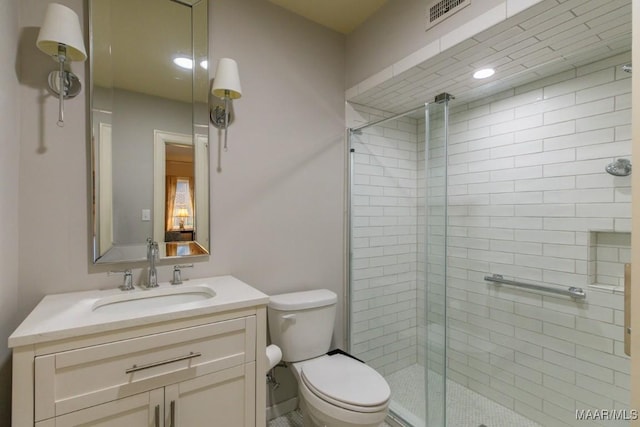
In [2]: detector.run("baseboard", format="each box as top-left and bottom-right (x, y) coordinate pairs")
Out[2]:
(266, 397), (299, 421)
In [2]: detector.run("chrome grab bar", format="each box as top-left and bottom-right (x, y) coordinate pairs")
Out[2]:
(484, 274), (586, 299)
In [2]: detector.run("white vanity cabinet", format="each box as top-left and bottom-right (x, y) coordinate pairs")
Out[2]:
(35, 364), (256, 427)
(9, 276), (268, 427)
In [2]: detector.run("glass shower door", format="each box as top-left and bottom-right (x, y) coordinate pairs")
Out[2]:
(348, 98), (449, 427)
(423, 99), (449, 427)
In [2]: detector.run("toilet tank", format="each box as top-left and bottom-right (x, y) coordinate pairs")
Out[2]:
(268, 289), (337, 362)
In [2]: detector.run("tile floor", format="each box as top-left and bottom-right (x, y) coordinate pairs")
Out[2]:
(267, 364), (541, 427)
(268, 409), (393, 427)
(268, 409), (304, 427)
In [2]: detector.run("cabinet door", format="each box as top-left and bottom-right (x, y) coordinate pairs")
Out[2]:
(165, 363), (256, 427)
(36, 389), (164, 427)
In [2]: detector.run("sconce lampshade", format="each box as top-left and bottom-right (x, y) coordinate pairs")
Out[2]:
(36, 3), (87, 62)
(211, 58), (242, 99)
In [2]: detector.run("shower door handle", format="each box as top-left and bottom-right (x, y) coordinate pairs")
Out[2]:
(625, 263), (631, 356)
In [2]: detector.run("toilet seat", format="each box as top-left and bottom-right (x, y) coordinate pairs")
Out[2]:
(300, 354), (390, 413)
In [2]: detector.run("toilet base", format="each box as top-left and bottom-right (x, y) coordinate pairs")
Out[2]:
(300, 400), (316, 427)
(297, 373), (388, 427)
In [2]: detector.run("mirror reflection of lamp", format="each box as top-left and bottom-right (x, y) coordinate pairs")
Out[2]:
(36, 3), (87, 127)
(211, 58), (242, 152)
(175, 207), (190, 230)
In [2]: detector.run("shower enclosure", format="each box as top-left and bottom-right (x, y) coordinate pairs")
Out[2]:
(347, 53), (632, 426)
(348, 98), (450, 427)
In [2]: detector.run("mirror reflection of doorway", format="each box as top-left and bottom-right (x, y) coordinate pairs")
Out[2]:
(153, 130), (191, 245)
(153, 129), (208, 250)
(165, 143), (194, 242)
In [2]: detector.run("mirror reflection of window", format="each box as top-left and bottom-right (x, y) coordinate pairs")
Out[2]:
(170, 178), (193, 230)
(165, 142), (194, 242)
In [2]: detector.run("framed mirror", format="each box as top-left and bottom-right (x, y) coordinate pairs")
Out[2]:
(90, 0), (209, 264)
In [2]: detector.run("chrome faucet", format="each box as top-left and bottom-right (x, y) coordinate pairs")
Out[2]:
(146, 239), (159, 288)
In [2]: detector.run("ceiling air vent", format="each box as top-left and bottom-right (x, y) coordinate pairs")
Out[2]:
(426, 0), (471, 30)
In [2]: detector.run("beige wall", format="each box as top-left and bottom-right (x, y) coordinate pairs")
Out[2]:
(209, 6), (345, 408)
(15, 0), (345, 319)
(0, 0), (20, 423)
(12, 0), (345, 412)
(209, 0), (345, 346)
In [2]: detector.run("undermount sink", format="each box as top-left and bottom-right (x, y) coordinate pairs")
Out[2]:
(92, 285), (216, 314)
(9, 276), (270, 348)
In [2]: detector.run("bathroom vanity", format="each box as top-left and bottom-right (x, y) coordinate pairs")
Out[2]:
(9, 276), (268, 427)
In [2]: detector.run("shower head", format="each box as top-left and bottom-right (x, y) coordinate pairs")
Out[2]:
(605, 158), (632, 176)
(622, 64), (632, 73)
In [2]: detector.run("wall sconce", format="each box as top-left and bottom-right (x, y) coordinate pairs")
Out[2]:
(211, 58), (242, 151)
(36, 3), (87, 127)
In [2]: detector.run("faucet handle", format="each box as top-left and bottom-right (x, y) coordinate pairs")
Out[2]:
(171, 264), (193, 285)
(152, 241), (159, 259)
(110, 269), (134, 291)
(122, 270), (134, 291)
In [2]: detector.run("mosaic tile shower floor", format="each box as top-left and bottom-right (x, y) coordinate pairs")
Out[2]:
(385, 364), (542, 427)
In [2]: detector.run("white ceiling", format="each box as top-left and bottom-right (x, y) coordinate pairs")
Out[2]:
(267, 0), (388, 34)
(92, 0), (388, 103)
(348, 0), (632, 113)
(92, 0), (631, 112)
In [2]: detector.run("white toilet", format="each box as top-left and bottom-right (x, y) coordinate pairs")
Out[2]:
(268, 289), (391, 427)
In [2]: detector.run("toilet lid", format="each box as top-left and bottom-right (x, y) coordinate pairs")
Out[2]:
(300, 354), (390, 409)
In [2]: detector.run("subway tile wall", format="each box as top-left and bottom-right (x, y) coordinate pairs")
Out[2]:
(350, 108), (421, 376)
(349, 51), (632, 426)
(444, 52), (631, 427)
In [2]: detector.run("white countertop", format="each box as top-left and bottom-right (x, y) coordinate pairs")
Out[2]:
(9, 275), (269, 348)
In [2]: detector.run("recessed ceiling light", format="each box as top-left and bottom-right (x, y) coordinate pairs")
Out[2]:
(173, 57), (193, 70)
(473, 68), (495, 79)
(200, 60), (208, 70)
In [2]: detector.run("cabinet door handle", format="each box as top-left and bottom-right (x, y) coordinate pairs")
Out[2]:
(125, 352), (201, 374)
(154, 404), (160, 427)
(170, 400), (176, 427)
